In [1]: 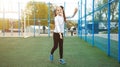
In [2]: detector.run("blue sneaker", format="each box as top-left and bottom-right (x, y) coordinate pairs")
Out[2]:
(59, 59), (66, 64)
(50, 55), (53, 61)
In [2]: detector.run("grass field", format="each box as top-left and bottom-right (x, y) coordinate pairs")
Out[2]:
(0, 36), (120, 67)
(87, 36), (119, 59)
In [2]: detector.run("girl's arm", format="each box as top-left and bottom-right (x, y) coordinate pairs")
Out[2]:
(59, 33), (62, 39)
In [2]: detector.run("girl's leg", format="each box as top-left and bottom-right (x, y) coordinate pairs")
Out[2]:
(59, 38), (63, 59)
(51, 33), (59, 55)
(59, 33), (63, 59)
(58, 34), (66, 64)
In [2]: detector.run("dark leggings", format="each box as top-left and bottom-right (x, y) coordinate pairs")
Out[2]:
(51, 33), (63, 59)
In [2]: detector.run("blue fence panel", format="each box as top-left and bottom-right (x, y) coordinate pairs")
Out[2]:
(78, 0), (119, 63)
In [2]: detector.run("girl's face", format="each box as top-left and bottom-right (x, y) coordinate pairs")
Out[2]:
(56, 6), (63, 16)
(59, 7), (63, 14)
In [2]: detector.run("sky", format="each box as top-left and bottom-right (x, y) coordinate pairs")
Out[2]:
(0, 0), (99, 20)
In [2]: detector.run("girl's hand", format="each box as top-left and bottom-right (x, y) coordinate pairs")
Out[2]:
(74, 8), (78, 14)
(60, 35), (62, 39)
(72, 8), (78, 17)
(59, 33), (63, 39)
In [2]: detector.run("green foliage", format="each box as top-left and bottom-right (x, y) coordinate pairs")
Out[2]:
(95, 0), (118, 22)
(0, 18), (23, 32)
(0, 18), (3, 30)
(0, 1), (55, 30)
(111, 27), (118, 33)
(0, 18), (9, 30)
(66, 20), (77, 28)
(23, 1), (54, 26)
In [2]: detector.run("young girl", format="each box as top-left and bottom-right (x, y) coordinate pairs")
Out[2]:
(50, 6), (66, 64)
(50, 6), (77, 64)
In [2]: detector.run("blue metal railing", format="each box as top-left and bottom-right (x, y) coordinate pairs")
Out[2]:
(118, 0), (120, 63)
(78, 0), (119, 63)
(85, 0), (87, 41)
(92, 0), (95, 47)
(107, 0), (111, 56)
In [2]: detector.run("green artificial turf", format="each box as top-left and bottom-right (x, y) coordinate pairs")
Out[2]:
(0, 37), (120, 67)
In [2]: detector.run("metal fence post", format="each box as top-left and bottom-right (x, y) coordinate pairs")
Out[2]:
(81, 0), (82, 38)
(48, 2), (50, 37)
(64, 2), (66, 36)
(85, 0), (87, 41)
(33, 1), (36, 37)
(107, 0), (111, 56)
(118, 0), (120, 63)
(92, 0), (95, 47)
(78, 2), (80, 37)
(18, 1), (21, 36)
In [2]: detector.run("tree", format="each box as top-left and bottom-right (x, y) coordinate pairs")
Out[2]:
(110, 0), (118, 21)
(94, 0), (103, 22)
(95, 0), (118, 22)
(22, 1), (54, 26)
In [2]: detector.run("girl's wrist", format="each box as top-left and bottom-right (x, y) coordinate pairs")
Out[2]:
(59, 33), (61, 35)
